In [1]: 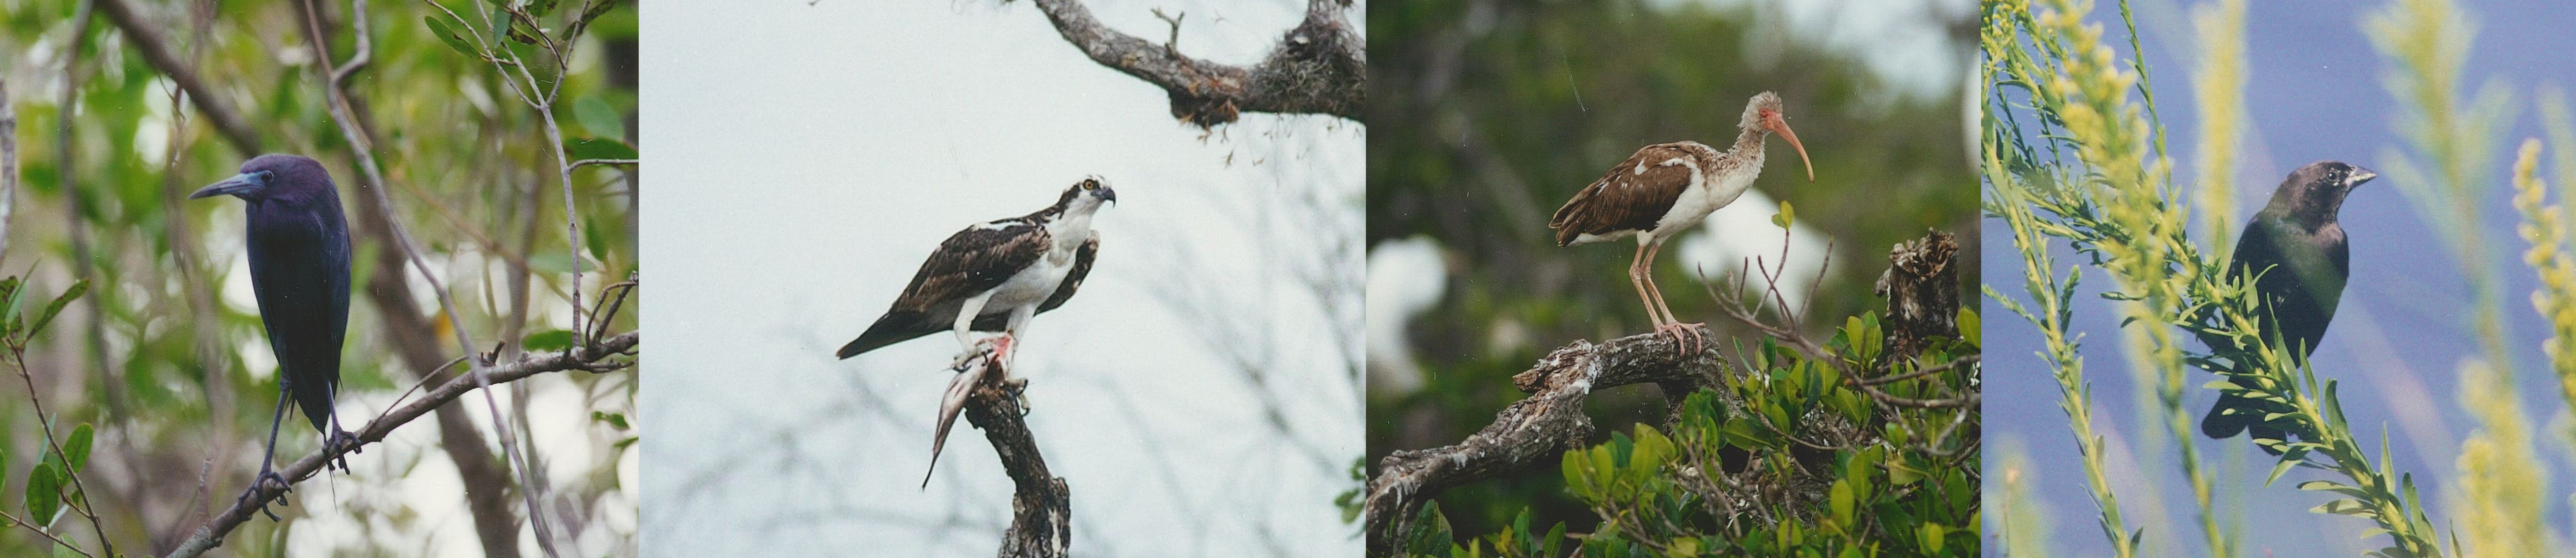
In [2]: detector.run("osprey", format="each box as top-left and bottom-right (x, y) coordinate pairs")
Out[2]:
(1549, 91), (1814, 349)
(838, 177), (1115, 365)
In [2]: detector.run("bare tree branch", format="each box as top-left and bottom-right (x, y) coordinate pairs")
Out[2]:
(93, 0), (263, 156)
(946, 351), (1071, 558)
(1360, 327), (1721, 555)
(0, 76), (17, 259)
(1023, 0), (1362, 126)
(161, 331), (639, 558)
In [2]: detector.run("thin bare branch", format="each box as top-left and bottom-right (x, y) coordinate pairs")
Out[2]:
(161, 332), (639, 558)
(93, 0), (264, 156)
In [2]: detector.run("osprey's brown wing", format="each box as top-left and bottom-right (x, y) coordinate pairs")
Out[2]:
(838, 219), (1051, 359)
(1549, 142), (1704, 246)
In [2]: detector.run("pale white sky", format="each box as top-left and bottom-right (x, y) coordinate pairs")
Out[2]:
(639, 0), (1364, 556)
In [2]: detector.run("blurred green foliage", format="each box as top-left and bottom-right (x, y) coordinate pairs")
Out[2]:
(1368, 0), (1977, 544)
(0, 0), (636, 553)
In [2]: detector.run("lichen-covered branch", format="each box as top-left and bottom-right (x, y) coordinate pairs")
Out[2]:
(1023, 0), (1362, 126)
(1359, 328), (1721, 555)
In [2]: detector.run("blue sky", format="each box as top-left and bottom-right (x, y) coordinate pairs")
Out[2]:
(1984, 0), (2576, 556)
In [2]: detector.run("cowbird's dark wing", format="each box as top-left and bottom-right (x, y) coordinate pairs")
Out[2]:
(2202, 215), (2349, 440)
(248, 206), (353, 434)
(838, 219), (1050, 359)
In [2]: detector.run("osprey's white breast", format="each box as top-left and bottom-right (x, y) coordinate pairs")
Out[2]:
(982, 214), (1093, 314)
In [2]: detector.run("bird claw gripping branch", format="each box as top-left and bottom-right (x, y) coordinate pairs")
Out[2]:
(239, 469), (294, 521)
(326, 429), (365, 474)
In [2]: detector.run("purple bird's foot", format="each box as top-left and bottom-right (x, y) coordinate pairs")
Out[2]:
(238, 468), (294, 521)
(326, 430), (365, 474)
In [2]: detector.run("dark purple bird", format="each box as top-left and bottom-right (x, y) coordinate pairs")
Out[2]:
(2199, 160), (2375, 443)
(191, 154), (358, 517)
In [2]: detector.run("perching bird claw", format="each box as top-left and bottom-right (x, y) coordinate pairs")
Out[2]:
(239, 468), (294, 521)
(325, 429), (365, 474)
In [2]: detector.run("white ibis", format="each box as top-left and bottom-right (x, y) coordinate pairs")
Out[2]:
(1547, 91), (1814, 349)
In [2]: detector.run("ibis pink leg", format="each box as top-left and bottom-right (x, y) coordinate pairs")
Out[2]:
(1640, 240), (1705, 353)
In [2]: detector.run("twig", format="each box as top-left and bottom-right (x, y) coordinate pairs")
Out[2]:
(0, 76), (18, 259)
(0, 508), (91, 558)
(161, 331), (639, 558)
(568, 158), (638, 169)
(94, 0), (262, 156)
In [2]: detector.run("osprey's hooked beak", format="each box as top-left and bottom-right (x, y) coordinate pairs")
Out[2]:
(1097, 185), (1118, 205)
(190, 172), (265, 199)
(1763, 112), (1814, 182)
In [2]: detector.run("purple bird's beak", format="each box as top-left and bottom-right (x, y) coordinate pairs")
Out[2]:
(190, 173), (264, 200)
(2348, 166), (2379, 186)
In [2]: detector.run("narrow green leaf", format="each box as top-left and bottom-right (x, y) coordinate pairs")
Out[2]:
(28, 280), (87, 337)
(424, 16), (482, 57)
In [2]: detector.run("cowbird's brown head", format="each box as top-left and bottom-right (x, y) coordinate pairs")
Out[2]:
(2268, 160), (2376, 229)
(191, 154), (337, 203)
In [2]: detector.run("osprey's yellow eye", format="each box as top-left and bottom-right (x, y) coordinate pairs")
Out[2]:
(1083, 181), (1098, 190)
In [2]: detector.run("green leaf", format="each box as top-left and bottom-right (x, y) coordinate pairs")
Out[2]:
(575, 97), (625, 140)
(61, 423), (91, 472)
(23, 462), (59, 525)
(28, 280), (87, 337)
(1771, 199), (1795, 228)
(424, 16), (482, 57)
(591, 411), (631, 430)
(2311, 498), (2374, 517)
(565, 137), (639, 161)
(525, 329), (578, 352)
(1828, 479), (1854, 526)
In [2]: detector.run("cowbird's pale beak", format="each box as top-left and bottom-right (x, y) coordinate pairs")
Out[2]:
(2347, 167), (2378, 186)
(191, 173), (263, 199)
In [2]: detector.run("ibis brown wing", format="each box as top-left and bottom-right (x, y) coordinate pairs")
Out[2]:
(1548, 142), (1702, 246)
